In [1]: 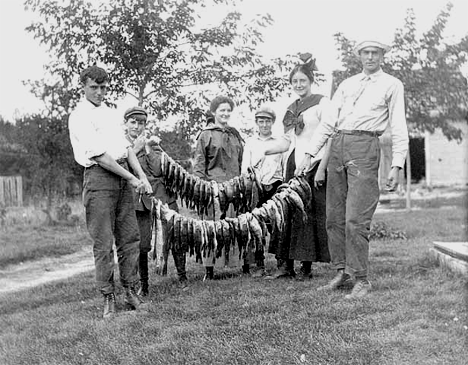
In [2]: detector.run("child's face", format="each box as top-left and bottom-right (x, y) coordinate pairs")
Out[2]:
(255, 116), (274, 137)
(125, 116), (147, 139)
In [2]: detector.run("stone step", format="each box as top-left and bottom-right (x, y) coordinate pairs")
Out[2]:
(430, 241), (468, 275)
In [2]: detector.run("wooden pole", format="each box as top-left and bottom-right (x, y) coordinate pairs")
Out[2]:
(406, 152), (411, 211)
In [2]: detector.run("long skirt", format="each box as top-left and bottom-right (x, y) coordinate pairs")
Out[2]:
(269, 149), (330, 263)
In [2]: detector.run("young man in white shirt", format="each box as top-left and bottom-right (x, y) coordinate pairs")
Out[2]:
(69, 66), (153, 318)
(242, 105), (284, 277)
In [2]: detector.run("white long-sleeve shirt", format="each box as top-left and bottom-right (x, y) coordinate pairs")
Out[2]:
(242, 134), (284, 185)
(68, 99), (130, 167)
(307, 69), (409, 168)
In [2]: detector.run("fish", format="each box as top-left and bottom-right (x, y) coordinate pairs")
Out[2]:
(238, 213), (251, 257)
(199, 181), (207, 218)
(285, 189), (307, 223)
(210, 180), (219, 218)
(193, 220), (203, 263)
(152, 199), (164, 275)
(246, 212), (264, 253)
(224, 180), (234, 207)
(221, 219), (231, 264)
(218, 182), (227, 216)
(231, 176), (241, 214)
(204, 182), (212, 216)
(193, 178), (202, 215)
(243, 174), (253, 212)
(214, 220), (224, 259)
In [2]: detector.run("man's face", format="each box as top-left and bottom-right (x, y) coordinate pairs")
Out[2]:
(255, 116), (274, 137)
(83, 78), (108, 106)
(359, 47), (384, 74)
(125, 116), (147, 139)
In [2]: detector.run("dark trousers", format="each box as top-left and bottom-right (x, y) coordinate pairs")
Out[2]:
(326, 132), (381, 278)
(83, 165), (140, 295)
(136, 202), (186, 280)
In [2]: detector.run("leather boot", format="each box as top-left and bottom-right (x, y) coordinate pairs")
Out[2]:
(103, 293), (116, 319)
(138, 253), (149, 297)
(242, 264), (251, 275)
(138, 280), (149, 297)
(296, 261), (312, 281)
(203, 266), (214, 281)
(125, 286), (149, 311)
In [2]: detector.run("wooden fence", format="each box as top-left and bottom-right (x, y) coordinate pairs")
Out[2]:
(0, 176), (23, 207)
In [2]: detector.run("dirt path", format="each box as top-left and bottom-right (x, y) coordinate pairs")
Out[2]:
(0, 247), (94, 295)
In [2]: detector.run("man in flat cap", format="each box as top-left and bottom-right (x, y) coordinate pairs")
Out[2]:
(69, 66), (153, 318)
(298, 40), (409, 299)
(123, 107), (188, 292)
(241, 104), (284, 277)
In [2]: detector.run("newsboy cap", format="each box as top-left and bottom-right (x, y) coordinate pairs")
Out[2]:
(124, 106), (148, 120)
(354, 40), (391, 56)
(255, 105), (276, 121)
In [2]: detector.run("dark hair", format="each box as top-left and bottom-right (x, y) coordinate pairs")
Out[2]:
(210, 96), (235, 113)
(289, 64), (314, 84)
(205, 110), (215, 125)
(80, 66), (109, 84)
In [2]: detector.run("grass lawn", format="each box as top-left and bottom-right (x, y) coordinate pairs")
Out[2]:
(0, 195), (467, 364)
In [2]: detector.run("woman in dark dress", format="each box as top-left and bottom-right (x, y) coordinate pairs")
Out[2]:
(193, 96), (244, 280)
(265, 54), (331, 280)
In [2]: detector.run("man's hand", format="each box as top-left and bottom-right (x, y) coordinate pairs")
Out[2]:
(295, 153), (312, 176)
(314, 168), (326, 189)
(129, 176), (144, 191)
(133, 135), (146, 153)
(385, 166), (401, 192)
(140, 175), (153, 195)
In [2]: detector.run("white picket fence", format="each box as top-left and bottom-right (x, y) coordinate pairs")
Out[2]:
(0, 176), (23, 207)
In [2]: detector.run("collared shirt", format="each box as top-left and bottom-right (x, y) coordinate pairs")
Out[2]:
(69, 99), (130, 167)
(242, 134), (284, 185)
(307, 69), (409, 168)
(193, 125), (244, 183)
(125, 135), (176, 211)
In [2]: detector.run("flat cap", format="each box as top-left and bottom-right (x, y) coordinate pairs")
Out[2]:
(255, 105), (276, 121)
(354, 40), (391, 56)
(124, 106), (148, 119)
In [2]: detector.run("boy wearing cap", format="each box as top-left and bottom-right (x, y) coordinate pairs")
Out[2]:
(299, 40), (409, 299)
(68, 66), (153, 318)
(123, 107), (188, 293)
(242, 105), (284, 277)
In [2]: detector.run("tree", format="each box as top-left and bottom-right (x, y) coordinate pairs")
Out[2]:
(24, 0), (296, 145)
(332, 2), (468, 141)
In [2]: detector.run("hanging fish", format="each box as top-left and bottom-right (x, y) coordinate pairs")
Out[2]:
(243, 174), (253, 212)
(221, 219), (231, 265)
(214, 220), (224, 259)
(224, 180), (234, 207)
(152, 199), (165, 275)
(218, 183), (227, 216)
(246, 212), (264, 253)
(231, 176), (241, 214)
(284, 189), (307, 223)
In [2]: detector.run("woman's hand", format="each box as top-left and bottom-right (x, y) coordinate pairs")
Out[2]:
(295, 153), (312, 176)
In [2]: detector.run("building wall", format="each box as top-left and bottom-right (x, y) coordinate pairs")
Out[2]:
(425, 122), (468, 186)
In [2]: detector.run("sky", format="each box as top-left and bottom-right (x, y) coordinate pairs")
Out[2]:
(0, 0), (467, 125)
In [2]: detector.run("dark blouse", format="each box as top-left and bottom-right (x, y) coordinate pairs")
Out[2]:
(193, 125), (244, 183)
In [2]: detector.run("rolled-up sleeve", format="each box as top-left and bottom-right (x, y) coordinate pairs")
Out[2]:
(69, 110), (106, 164)
(307, 97), (337, 157)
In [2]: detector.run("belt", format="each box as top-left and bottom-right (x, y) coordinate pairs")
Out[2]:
(85, 158), (127, 170)
(337, 129), (381, 137)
